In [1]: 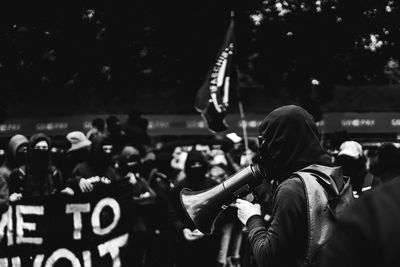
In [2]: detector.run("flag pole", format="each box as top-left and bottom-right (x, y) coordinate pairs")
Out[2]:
(230, 10), (249, 151)
(238, 101), (249, 151)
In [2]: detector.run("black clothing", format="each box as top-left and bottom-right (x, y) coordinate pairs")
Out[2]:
(68, 162), (120, 193)
(248, 105), (335, 267)
(9, 133), (63, 197)
(258, 105), (332, 181)
(167, 150), (220, 267)
(320, 178), (400, 267)
(9, 165), (63, 196)
(335, 155), (381, 197)
(67, 137), (120, 193)
(247, 178), (307, 267)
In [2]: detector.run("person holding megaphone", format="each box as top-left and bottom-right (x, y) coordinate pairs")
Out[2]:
(234, 105), (353, 267)
(181, 105), (353, 267)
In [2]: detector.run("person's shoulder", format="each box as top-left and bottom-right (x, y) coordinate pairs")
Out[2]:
(10, 165), (26, 175)
(274, 176), (305, 203)
(277, 176), (303, 192)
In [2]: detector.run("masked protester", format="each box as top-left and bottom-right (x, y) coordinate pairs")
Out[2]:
(105, 115), (127, 156)
(369, 143), (400, 183)
(64, 131), (91, 180)
(146, 152), (179, 267)
(117, 146), (156, 203)
(67, 136), (120, 194)
(0, 134), (28, 184)
(117, 145), (157, 267)
(234, 105), (353, 267)
(9, 133), (63, 199)
(335, 141), (381, 198)
(167, 149), (220, 267)
(86, 118), (106, 141)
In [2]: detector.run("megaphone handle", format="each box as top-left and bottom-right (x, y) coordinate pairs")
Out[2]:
(233, 184), (251, 198)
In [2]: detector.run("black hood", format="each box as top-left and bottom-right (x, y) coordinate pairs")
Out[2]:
(258, 105), (331, 181)
(88, 135), (113, 171)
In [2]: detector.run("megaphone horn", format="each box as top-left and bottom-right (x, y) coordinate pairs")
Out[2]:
(180, 164), (265, 235)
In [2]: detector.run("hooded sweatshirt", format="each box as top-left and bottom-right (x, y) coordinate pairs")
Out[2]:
(247, 105), (346, 267)
(9, 133), (63, 196)
(0, 134), (28, 182)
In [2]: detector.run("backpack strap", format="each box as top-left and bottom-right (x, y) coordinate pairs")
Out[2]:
(293, 170), (334, 264)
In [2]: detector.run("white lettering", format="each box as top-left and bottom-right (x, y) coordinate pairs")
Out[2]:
(91, 198), (120, 236)
(33, 255), (45, 267)
(16, 205), (44, 244)
(82, 250), (92, 267)
(11, 257), (21, 267)
(98, 234), (129, 267)
(44, 248), (81, 267)
(392, 119), (400, 126)
(66, 203), (91, 240)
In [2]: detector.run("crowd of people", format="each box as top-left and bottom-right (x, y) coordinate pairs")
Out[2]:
(0, 107), (400, 267)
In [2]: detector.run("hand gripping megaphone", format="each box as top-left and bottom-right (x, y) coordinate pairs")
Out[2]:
(180, 164), (265, 235)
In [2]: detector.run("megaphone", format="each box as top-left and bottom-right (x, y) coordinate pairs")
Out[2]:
(180, 164), (265, 235)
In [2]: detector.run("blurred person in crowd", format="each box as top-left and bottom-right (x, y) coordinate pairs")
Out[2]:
(234, 105), (352, 267)
(0, 134), (28, 184)
(64, 131), (91, 179)
(9, 133), (63, 199)
(148, 151), (178, 228)
(335, 141), (381, 198)
(105, 115), (127, 155)
(370, 143), (400, 183)
(206, 163), (243, 267)
(86, 117), (106, 141)
(170, 146), (188, 183)
(117, 145), (156, 203)
(124, 109), (151, 147)
(0, 174), (8, 214)
(146, 151), (178, 267)
(116, 145), (156, 267)
(67, 136), (119, 194)
(168, 149), (221, 267)
(320, 177), (400, 267)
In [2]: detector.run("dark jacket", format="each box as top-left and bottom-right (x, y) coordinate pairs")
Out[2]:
(167, 150), (220, 267)
(9, 133), (63, 196)
(320, 178), (400, 267)
(248, 105), (337, 267)
(67, 136), (121, 193)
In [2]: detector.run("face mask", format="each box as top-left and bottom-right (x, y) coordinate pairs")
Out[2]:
(15, 149), (27, 167)
(68, 149), (89, 164)
(186, 164), (207, 181)
(30, 148), (50, 171)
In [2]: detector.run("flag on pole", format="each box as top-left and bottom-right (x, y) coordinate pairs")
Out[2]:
(195, 14), (235, 133)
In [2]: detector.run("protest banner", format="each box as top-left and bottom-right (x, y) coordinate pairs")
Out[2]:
(0, 179), (134, 267)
